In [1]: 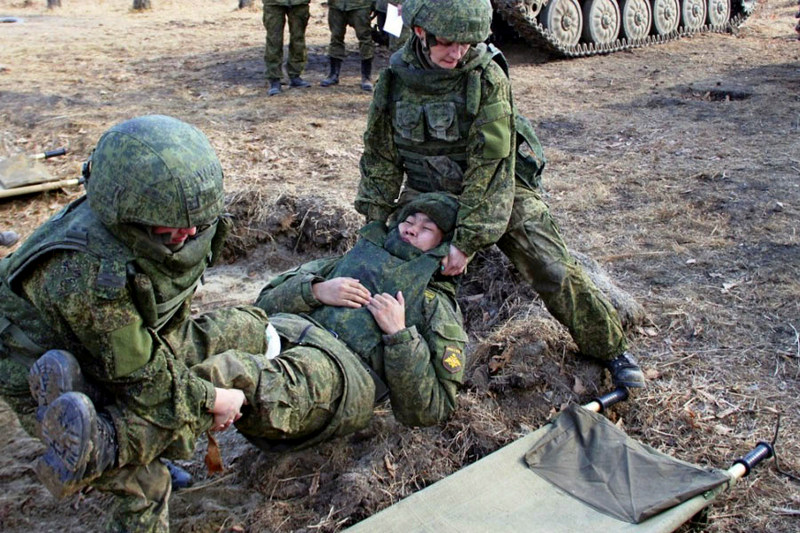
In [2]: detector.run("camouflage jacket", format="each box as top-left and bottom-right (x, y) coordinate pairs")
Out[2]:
(256, 224), (468, 427)
(356, 39), (516, 257)
(0, 198), (217, 431)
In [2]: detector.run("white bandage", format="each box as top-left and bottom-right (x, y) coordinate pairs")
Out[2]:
(265, 323), (281, 359)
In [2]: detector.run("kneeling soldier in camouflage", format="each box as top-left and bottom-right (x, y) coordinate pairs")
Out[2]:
(1, 115), (272, 531)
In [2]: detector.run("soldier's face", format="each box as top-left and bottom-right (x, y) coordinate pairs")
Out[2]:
(398, 212), (444, 252)
(415, 27), (470, 69)
(151, 226), (197, 249)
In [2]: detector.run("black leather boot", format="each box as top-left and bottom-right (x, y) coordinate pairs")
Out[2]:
(320, 57), (342, 87)
(35, 392), (118, 498)
(30, 349), (96, 423)
(360, 58), (373, 92)
(606, 351), (646, 388)
(268, 78), (282, 96)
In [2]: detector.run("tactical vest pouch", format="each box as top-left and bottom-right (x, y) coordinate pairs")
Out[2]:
(423, 156), (465, 195)
(514, 113), (547, 190)
(395, 102), (425, 142)
(424, 102), (459, 142)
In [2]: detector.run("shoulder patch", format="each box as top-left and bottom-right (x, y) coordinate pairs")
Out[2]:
(442, 345), (464, 374)
(424, 288), (435, 302)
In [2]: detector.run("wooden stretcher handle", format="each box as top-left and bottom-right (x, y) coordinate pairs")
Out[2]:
(0, 178), (81, 199)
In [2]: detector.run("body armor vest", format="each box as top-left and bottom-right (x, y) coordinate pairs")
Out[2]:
(0, 197), (214, 358)
(386, 44), (496, 194)
(310, 222), (447, 365)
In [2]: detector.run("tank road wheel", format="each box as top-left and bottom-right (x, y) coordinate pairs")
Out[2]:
(581, 0), (621, 44)
(706, 0), (730, 27)
(619, 0), (652, 39)
(539, 0), (583, 46)
(651, 0), (680, 34)
(681, 0), (707, 30)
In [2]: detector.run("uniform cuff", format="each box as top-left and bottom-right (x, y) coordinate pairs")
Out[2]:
(382, 326), (417, 346)
(302, 274), (326, 308)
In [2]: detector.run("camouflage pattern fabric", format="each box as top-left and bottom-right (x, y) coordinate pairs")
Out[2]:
(192, 343), (345, 444)
(357, 39), (628, 361)
(94, 462), (171, 533)
(86, 115), (224, 231)
(256, 224), (467, 428)
(357, 40), (515, 258)
(0, 199), (269, 531)
(262, 1), (310, 80)
(326, 2), (374, 61)
(497, 184), (627, 360)
(401, 0), (492, 44)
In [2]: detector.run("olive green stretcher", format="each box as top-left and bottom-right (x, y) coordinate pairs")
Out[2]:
(346, 389), (772, 533)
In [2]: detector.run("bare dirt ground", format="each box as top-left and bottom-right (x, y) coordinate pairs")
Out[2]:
(1, 1), (799, 531)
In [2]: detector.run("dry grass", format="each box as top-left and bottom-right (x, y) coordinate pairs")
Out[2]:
(1, 0), (798, 532)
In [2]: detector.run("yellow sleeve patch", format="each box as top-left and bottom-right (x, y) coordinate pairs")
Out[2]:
(442, 346), (464, 374)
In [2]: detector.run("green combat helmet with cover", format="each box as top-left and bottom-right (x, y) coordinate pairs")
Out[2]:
(401, 0), (492, 44)
(85, 114), (224, 232)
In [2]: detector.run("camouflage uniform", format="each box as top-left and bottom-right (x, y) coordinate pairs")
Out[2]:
(0, 116), (271, 532)
(356, 33), (628, 361)
(262, 0), (311, 80)
(326, 0), (374, 61)
(254, 219), (467, 435)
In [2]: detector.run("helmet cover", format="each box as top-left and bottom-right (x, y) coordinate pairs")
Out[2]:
(402, 0), (492, 44)
(86, 115), (224, 230)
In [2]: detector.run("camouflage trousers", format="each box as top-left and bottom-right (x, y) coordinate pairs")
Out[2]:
(4, 305), (269, 532)
(327, 7), (374, 60)
(496, 183), (628, 361)
(262, 3), (310, 80)
(99, 316), (347, 532)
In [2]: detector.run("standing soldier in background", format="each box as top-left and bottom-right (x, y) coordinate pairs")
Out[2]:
(356, 0), (646, 389)
(262, 0), (312, 96)
(320, 0), (375, 91)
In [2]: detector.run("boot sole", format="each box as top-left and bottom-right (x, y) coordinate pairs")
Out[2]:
(29, 350), (85, 423)
(35, 392), (96, 499)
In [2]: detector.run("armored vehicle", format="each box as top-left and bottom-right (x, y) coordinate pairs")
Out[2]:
(492, 0), (757, 57)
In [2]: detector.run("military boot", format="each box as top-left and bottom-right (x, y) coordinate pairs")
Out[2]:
(606, 351), (646, 389)
(0, 230), (19, 247)
(320, 57), (342, 87)
(163, 459), (193, 490)
(360, 58), (373, 92)
(35, 391), (118, 498)
(29, 349), (90, 423)
(268, 78), (282, 96)
(289, 76), (311, 88)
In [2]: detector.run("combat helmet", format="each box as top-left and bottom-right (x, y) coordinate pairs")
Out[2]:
(85, 115), (224, 230)
(402, 0), (492, 44)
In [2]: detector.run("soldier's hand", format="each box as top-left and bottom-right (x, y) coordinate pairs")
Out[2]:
(441, 245), (468, 276)
(312, 277), (371, 308)
(210, 387), (246, 431)
(367, 291), (406, 335)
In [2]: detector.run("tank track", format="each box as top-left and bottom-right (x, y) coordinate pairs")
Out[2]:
(494, 0), (756, 58)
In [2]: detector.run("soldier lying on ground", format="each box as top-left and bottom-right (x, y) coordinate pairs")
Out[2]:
(248, 191), (467, 446)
